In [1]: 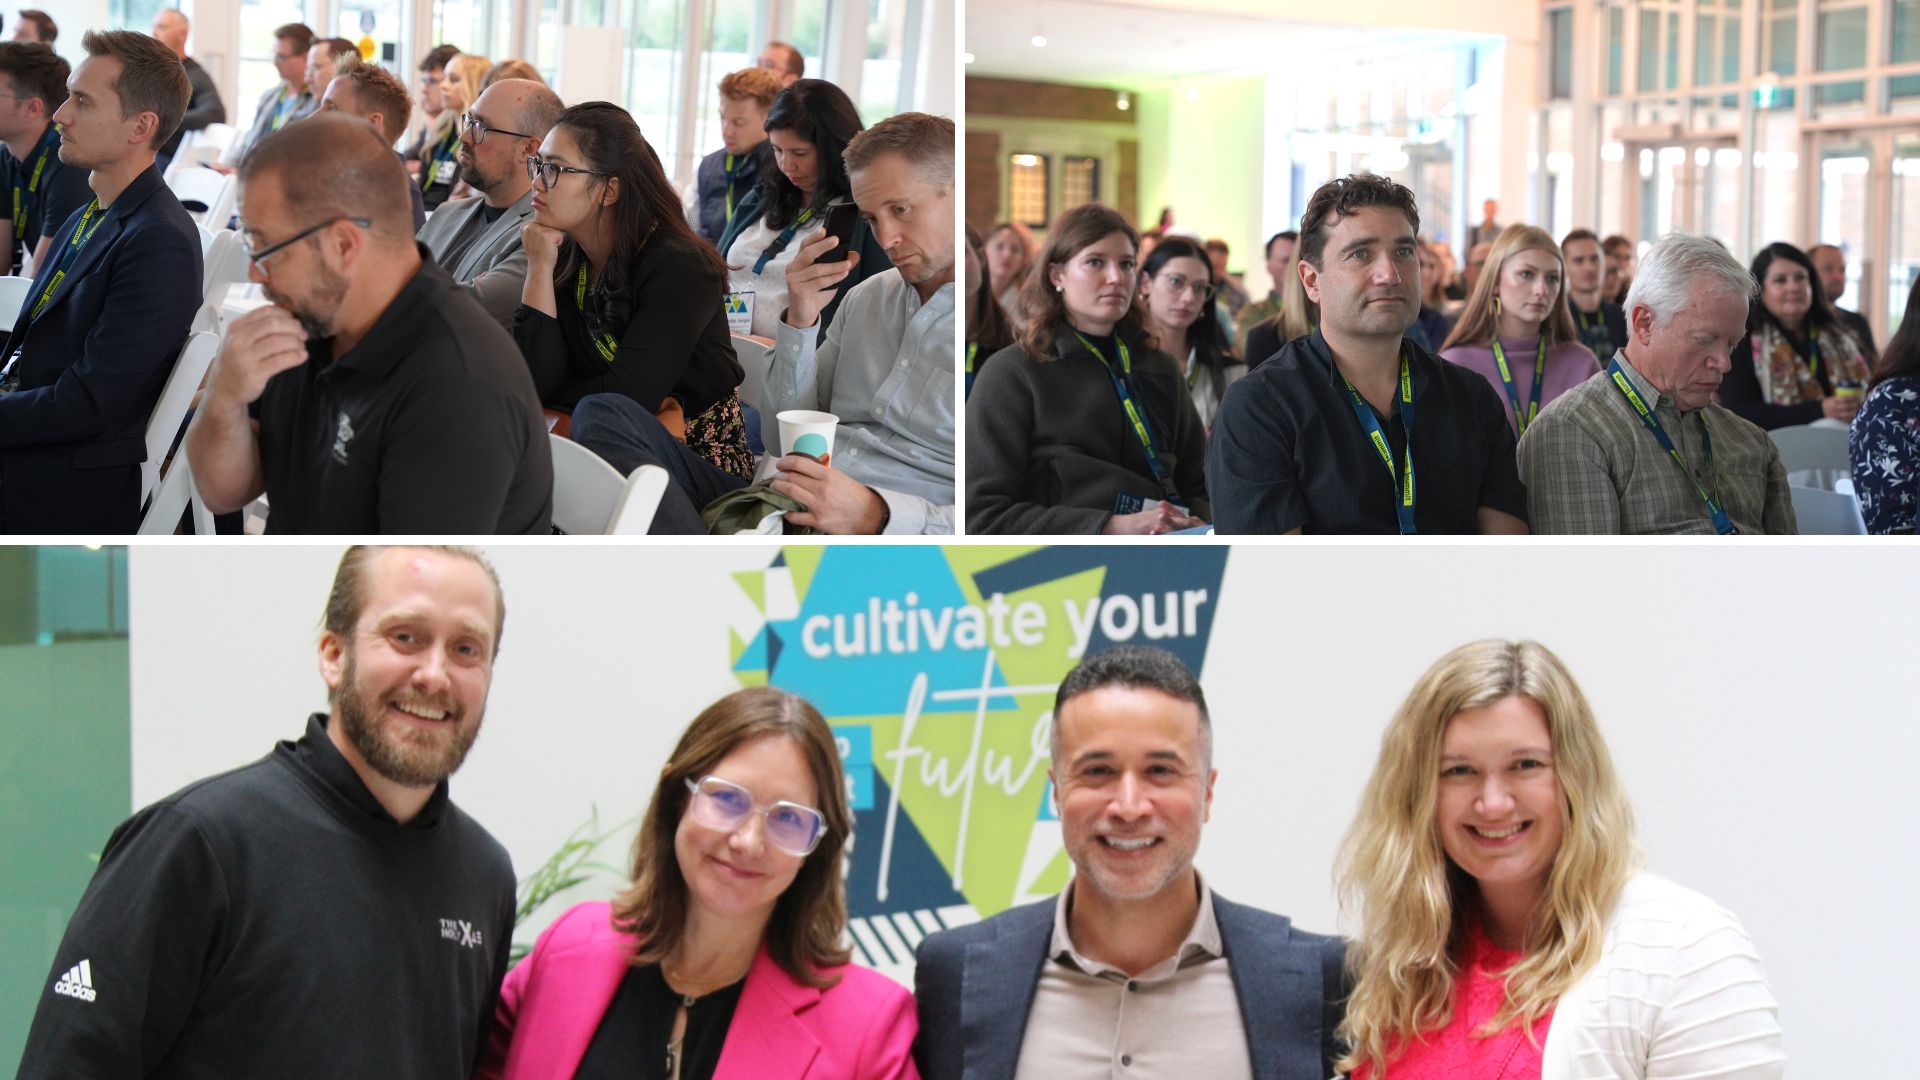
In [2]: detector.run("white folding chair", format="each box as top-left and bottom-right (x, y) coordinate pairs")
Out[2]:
(196, 223), (219, 257)
(0, 273), (32, 326)
(1789, 484), (1868, 535)
(732, 334), (778, 456)
(549, 433), (626, 534)
(609, 464), (669, 534)
(168, 167), (235, 227)
(1769, 423), (1852, 490)
(136, 331), (220, 533)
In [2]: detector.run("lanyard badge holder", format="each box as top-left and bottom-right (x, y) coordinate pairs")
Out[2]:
(1341, 352), (1417, 534)
(1606, 358), (1735, 534)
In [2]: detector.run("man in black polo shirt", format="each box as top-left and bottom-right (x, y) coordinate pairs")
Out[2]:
(1206, 174), (1529, 534)
(17, 545), (518, 1079)
(185, 113), (552, 533)
(0, 43), (92, 274)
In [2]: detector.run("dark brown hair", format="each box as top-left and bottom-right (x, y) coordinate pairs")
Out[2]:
(16, 9), (54, 44)
(79, 29), (191, 149)
(966, 226), (1015, 357)
(1561, 228), (1600, 250)
(0, 41), (68, 113)
(418, 43), (460, 73)
(609, 688), (852, 987)
(274, 23), (316, 55)
(759, 79), (863, 231)
(1016, 202), (1142, 359)
(1298, 174), (1420, 270)
(1747, 241), (1837, 334)
(1870, 274), (1920, 390)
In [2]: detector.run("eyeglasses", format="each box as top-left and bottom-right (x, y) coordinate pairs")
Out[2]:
(527, 155), (600, 190)
(460, 112), (533, 145)
(682, 775), (826, 856)
(240, 217), (372, 274)
(1154, 272), (1214, 300)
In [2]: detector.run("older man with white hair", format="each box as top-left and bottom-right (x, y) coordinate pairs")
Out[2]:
(1517, 232), (1796, 534)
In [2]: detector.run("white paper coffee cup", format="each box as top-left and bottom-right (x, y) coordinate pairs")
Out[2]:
(777, 410), (840, 465)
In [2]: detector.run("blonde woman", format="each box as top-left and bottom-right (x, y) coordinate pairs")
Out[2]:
(1336, 640), (1784, 1079)
(1240, 246), (1317, 370)
(420, 51), (491, 209)
(1438, 226), (1600, 437)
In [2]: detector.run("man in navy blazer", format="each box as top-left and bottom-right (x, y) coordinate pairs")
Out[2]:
(0, 29), (198, 533)
(914, 646), (1348, 1080)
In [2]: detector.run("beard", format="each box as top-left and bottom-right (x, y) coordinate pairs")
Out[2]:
(263, 261), (351, 340)
(335, 648), (484, 787)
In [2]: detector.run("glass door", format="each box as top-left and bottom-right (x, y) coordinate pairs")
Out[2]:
(1886, 135), (1920, 339)
(1815, 137), (1872, 311)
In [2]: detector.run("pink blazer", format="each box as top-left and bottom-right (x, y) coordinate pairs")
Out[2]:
(477, 901), (920, 1080)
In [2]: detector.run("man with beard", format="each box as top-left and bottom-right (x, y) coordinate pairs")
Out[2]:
(1205, 174), (1529, 534)
(0, 29), (198, 533)
(913, 646), (1348, 1080)
(17, 546), (519, 1079)
(184, 113), (552, 533)
(416, 78), (563, 328)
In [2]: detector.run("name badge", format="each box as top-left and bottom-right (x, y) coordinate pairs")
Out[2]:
(725, 288), (754, 335)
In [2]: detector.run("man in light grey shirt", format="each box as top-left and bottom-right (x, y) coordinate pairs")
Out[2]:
(416, 79), (562, 328)
(1518, 233), (1796, 534)
(913, 646), (1347, 1080)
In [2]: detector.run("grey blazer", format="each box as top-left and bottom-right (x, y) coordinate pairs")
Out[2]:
(417, 189), (536, 329)
(913, 890), (1348, 1080)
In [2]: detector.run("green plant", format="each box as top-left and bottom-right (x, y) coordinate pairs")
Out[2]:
(509, 807), (635, 967)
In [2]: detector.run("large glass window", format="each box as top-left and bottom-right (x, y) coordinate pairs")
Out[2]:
(1548, 7), (1573, 100)
(435, 0), (492, 55)
(861, 0), (915, 122)
(688, 0), (754, 182)
(625, 0), (691, 179)
(1818, 0), (1869, 104)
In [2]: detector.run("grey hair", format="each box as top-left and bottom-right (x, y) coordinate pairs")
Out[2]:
(1624, 232), (1754, 326)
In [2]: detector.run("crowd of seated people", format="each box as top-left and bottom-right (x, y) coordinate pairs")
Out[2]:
(966, 172), (1905, 535)
(0, 20), (954, 536)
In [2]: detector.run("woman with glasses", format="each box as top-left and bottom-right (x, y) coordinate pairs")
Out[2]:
(1438, 225), (1600, 437)
(1335, 640), (1784, 1079)
(1138, 236), (1243, 431)
(419, 52), (490, 210)
(479, 688), (919, 1080)
(713, 79), (890, 340)
(966, 203), (1210, 534)
(513, 102), (752, 482)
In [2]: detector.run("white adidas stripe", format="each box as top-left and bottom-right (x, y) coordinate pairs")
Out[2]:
(52, 959), (97, 1002)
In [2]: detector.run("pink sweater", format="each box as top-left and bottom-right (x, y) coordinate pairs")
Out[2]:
(1442, 337), (1602, 435)
(1351, 922), (1553, 1080)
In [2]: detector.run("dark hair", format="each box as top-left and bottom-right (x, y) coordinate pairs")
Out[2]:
(1052, 645), (1212, 765)
(966, 226), (1015, 357)
(419, 43), (460, 73)
(274, 23), (316, 55)
(80, 29), (191, 149)
(610, 688), (852, 988)
(1299, 174), (1421, 270)
(549, 102), (728, 323)
(1561, 228), (1600, 249)
(1204, 237), (1229, 256)
(1265, 230), (1298, 258)
(333, 62), (412, 145)
(0, 42), (69, 113)
(758, 79), (863, 231)
(322, 37), (358, 59)
(322, 546), (506, 653)
(241, 112), (416, 246)
(1601, 234), (1633, 256)
(1747, 241), (1835, 334)
(1016, 202), (1141, 358)
(17, 9), (54, 44)
(1142, 235), (1234, 371)
(1869, 275), (1920, 390)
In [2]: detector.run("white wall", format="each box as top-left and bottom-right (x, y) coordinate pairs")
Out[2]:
(127, 544), (1919, 1072)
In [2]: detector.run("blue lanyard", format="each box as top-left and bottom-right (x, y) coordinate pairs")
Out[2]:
(11, 124), (57, 242)
(1490, 337), (1547, 435)
(1606, 358), (1735, 534)
(1076, 332), (1177, 500)
(28, 197), (104, 320)
(751, 207), (813, 274)
(1340, 352), (1417, 534)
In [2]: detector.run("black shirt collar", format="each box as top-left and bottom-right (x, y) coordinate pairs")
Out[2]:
(281, 712), (450, 829)
(1298, 329), (1432, 405)
(1050, 320), (1149, 367)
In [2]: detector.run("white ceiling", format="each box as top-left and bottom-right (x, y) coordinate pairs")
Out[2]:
(964, 0), (1500, 87)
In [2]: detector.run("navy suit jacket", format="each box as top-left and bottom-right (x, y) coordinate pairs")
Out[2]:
(0, 163), (201, 533)
(913, 889), (1348, 1080)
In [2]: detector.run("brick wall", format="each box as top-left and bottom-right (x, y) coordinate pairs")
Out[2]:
(965, 77), (1135, 124)
(966, 128), (1002, 236)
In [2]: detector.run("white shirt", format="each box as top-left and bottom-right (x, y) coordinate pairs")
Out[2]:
(725, 213), (802, 340)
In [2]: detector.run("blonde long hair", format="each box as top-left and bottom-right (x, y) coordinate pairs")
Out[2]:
(1334, 640), (1639, 1076)
(425, 52), (492, 147)
(1439, 225), (1579, 352)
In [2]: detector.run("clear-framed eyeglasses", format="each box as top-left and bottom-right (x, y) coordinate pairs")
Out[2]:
(682, 775), (826, 856)
(1154, 272), (1215, 300)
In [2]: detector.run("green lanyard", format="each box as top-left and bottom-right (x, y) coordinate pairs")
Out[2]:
(11, 125), (56, 242)
(575, 263), (619, 363)
(723, 152), (739, 221)
(422, 127), (460, 187)
(1489, 337), (1548, 435)
(29, 198), (104, 320)
(269, 86), (301, 131)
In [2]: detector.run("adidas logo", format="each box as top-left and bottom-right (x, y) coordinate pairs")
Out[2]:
(52, 959), (96, 1003)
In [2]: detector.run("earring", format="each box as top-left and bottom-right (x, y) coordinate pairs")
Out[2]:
(1055, 284), (1063, 293)
(1492, 295), (1501, 315)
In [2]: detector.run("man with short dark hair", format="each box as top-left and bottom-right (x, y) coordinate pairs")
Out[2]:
(184, 113), (553, 533)
(0, 29), (198, 534)
(0, 42), (90, 273)
(1234, 229), (1296, 358)
(151, 8), (228, 168)
(12, 8), (54, 44)
(914, 644), (1347, 1080)
(1562, 228), (1627, 361)
(1807, 242), (1878, 364)
(305, 35), (359, 105)
(216, 23), (316, 173)
(16, 545), (519, 1079)
(758, 39), (804, 85)
(1206, 174), (1529, 534)
(1518, 233), (1795, 534)
(573, 112), (956, 534)
(320, 63), (427, 230)
(416, 78), (563, 327)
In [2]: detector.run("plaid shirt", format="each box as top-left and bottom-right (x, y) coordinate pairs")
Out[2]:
(1517, 352), (1797, 534)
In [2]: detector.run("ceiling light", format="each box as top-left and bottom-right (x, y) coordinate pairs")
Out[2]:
(1116, 91), (1130, 111)
(1032, 34), (1048, 47)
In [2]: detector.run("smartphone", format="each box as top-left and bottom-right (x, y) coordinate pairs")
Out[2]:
(816, 201), (861, 264)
